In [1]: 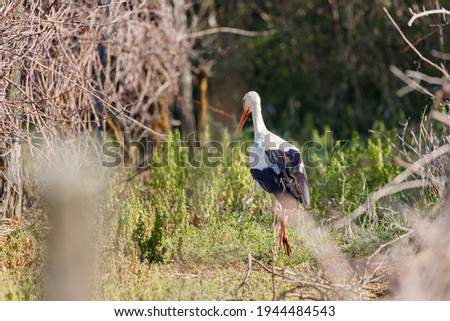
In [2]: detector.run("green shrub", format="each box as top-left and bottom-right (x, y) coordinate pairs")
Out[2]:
(309, 130), (401, 216)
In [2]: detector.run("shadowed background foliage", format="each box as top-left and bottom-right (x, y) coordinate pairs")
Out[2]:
(207, 0), (447, 140)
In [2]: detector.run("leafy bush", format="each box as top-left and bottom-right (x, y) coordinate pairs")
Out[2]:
(309, 130), (401, 216)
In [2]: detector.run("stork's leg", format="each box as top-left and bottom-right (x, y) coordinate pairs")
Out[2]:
(271, 198), (279, 235)
(279, 208), (292, 257)
(245, 180), (256, 205)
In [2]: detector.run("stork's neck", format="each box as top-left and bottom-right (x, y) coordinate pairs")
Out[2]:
(252, 107), (268, 141)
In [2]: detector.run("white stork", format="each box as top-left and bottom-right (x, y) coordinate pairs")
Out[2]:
(235, 91), (310, 257)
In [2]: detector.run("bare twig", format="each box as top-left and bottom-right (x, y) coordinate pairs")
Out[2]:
(430, 110), (450, 127)
(184, 27), (276, 39)
(236, 253), (253, 294)
(391, 144), (450, 185)
(406, 70), (444, 85)
(393, 156), (444, 194)
(236, 254), (372, 300)
(384, 7), (449, 78)
(367, 231), (413, 262)
(431, 50), (450, 60)
(408, 9), (450, 27)
(389, 65), (433, 97)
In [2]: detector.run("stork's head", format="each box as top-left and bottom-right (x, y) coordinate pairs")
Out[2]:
(235, 91), (261, 138)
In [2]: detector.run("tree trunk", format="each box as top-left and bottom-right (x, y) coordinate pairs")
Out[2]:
(197, 63), (213, 143)
(0, 2), (23, 220)
(0, 18), (5, 218)
(174, 0), (195, 144)
(1, 143), (23, 220)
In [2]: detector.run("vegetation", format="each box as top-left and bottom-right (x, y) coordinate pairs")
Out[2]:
(1, 125), (439, 300)
(1, 0), (450, 301)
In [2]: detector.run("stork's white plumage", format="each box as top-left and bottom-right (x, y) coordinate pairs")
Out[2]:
(235, 91), (310, 257)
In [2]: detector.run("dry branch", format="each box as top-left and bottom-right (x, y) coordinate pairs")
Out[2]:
(392, 145), (450, 185)
(405, 70), (444, 85)
(384, 7), (449, 78)
(430, 110), (450, 127)
(185, 27), (276, 39)
(367, 231), (413, 263)
(236, 254), (374, 300)
(389, 65), (433, 97)
(407, 9), (450, 27)
(332, 177), (450, 229)
(431, 50), (450, 60)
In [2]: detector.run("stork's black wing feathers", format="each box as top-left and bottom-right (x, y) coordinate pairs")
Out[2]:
(269, 149), (310, 209)
(250, 149), (310, 209)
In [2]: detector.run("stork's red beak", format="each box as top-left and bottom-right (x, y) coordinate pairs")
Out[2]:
(235, 108), (251, 138)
